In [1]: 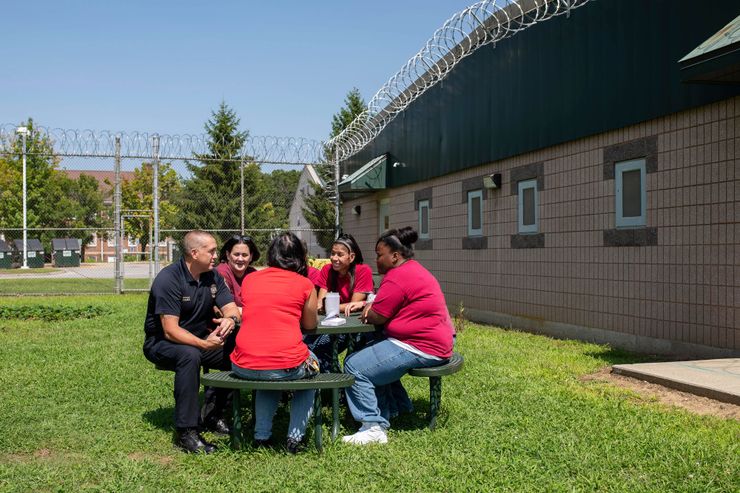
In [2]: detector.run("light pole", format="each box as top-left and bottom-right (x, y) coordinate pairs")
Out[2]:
(16, 126), (29, 269)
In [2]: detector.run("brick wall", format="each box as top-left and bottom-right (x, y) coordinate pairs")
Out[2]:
(342, 96), (739, 356)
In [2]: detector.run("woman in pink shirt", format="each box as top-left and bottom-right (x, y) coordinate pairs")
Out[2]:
(216, 235), (260, 315)
(306, 233), (374, 372)
(342, 227), (454, 445)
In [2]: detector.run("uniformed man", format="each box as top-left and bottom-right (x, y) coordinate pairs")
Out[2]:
(143, 230), (240, 453)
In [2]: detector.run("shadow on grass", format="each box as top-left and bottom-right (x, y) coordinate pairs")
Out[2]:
(143, 406), (175, 432)
(582, 345), (667, 366)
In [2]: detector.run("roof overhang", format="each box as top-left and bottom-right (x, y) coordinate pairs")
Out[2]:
(679, 14), (740, 84)
(338, 153), (388, 196)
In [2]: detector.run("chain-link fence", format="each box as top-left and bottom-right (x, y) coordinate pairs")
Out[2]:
(0, 124), (336, 295)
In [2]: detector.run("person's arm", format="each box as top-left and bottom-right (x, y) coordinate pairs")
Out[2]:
(212, 301), (239, 339)
(342, 291), (369, 316)
(161, 315), (224, 350)
(301, 288), (318, 332)
(339, 293), (367, 314)
(316, 287), (328, 314)
(360, 306), (388, 325)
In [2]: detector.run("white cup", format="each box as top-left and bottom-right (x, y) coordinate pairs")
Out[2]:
(325, 292), (340, 318)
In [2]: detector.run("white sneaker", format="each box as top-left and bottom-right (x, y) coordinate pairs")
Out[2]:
(342, 424), (388, 445)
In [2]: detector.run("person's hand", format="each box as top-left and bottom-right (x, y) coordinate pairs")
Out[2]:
(212, 315), (236, 340)
(201, 330), (225, 350)
(360, 303), (373, 324)
(344, 301), (365, 317)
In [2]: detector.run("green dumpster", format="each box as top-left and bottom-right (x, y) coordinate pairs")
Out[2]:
(13, 239), (45, 268)
(0, 240), (12, 269)
(52, 238), (81, 267)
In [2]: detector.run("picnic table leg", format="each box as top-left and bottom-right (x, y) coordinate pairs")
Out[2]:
(331, 334), (340, 373)
(313, 388), (323, 453)
(428, 376), (442, 431)
(331, 388), (340, 440)
(231, 389), (243, 449)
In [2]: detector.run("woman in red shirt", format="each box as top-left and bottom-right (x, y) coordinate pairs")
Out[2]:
(230, 232), (318, 453)
(216, 235), (260, 315)
(342, 227), (454, 445)
(306, 233), (374, 371)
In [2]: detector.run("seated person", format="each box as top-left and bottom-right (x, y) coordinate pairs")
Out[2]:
(342, 227), (454, 445)
(305, 233), (373, 372)
(143, 230), (240, 454)
(230, 232), (319, 454)
(216, 234), (260, 315)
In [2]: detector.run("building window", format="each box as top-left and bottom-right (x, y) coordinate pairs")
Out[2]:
(418, 200), (430, 239)
(615, 159), (646, 228)
(467, 189), (483, 237)
(128, 236), (139, 248)
(378, 199), (390, 235)
(107, 236), (116, 247)
(87, 233), (97, 247)
(517, 179), (538, 234)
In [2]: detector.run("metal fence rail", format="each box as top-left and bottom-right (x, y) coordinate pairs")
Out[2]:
(0, 128), (336, 295)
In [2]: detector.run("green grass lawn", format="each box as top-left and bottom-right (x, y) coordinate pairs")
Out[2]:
(0, 278), (150, 295)
(0, 268), (61, 274)
(0, 295), (737, 492)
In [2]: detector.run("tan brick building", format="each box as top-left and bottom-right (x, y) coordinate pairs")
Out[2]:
(338, 1), (740, 357)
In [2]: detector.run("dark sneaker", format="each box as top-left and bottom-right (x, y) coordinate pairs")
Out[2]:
(175, 428), (218, 454)
(203, 417), (231, 436)
(286, 437), (307, 454)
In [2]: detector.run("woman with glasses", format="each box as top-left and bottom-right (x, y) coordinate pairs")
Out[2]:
(216, 235), (260, 315)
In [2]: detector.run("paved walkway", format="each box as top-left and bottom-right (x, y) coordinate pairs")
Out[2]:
(612, 359), (740, 405)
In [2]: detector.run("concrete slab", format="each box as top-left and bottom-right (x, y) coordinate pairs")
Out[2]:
(612, 359), (740, 405)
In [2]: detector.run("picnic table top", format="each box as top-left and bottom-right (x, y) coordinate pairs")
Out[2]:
(313, 313), (376, 335)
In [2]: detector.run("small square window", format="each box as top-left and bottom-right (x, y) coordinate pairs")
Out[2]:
(107, 237), (116, 247)
(418, 200), (430, 239)
(128, 236), (139, 248)
(378, 199), (390, 236)
(467, 189), (483, 237)
(87, 233), (97, 247)
(615, 159), (646, 228)
(518, 179), (538, 234)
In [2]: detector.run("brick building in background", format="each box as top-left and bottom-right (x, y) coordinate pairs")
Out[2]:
(338, 1), (740, 357)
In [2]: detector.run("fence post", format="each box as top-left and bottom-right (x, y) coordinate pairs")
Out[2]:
(152, 134), (160, 276)
(334, 142), (340, 239)
(114, 136), (122, 294)
(240, 158), (245, 235)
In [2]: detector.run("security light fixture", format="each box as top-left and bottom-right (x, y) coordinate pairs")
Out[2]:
(483, 173), (502, 189)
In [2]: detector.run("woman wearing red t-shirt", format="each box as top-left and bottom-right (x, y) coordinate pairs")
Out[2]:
(306, 233), (374, 372)
(216, 235), (260, 315)
(342, 227), (454, 445)
(230, 232), (319, 453)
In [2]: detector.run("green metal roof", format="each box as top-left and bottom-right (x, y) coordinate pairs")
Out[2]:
(680, 13), (740, 83)
(338, 153), (387, 194)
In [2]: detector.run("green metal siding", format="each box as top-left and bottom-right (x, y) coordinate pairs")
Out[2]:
(341, 0), (740, 186)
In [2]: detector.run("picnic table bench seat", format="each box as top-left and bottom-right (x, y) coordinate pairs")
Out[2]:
(407, 351), (464, 430)
(201, 371), (355, 452)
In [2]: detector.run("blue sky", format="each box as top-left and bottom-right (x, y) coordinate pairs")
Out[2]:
(1, 1), (475, 142)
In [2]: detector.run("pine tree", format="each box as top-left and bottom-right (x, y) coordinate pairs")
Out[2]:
(176, 102), (247, 239)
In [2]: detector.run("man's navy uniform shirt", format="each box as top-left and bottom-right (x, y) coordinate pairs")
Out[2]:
(144, 257), (234, 340)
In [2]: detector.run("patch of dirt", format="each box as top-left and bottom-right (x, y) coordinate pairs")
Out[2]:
(127, 452), (174, 466)
(581, 367), (740, 420)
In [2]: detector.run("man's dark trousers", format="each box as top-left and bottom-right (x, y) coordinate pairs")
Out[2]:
(144, 334), (235, 429)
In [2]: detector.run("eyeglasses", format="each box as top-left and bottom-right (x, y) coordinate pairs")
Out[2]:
(231, 235), (252, 242)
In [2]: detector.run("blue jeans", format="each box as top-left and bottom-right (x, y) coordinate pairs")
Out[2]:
(231, 353), (316, 441)
(343, 340), (444, 429)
